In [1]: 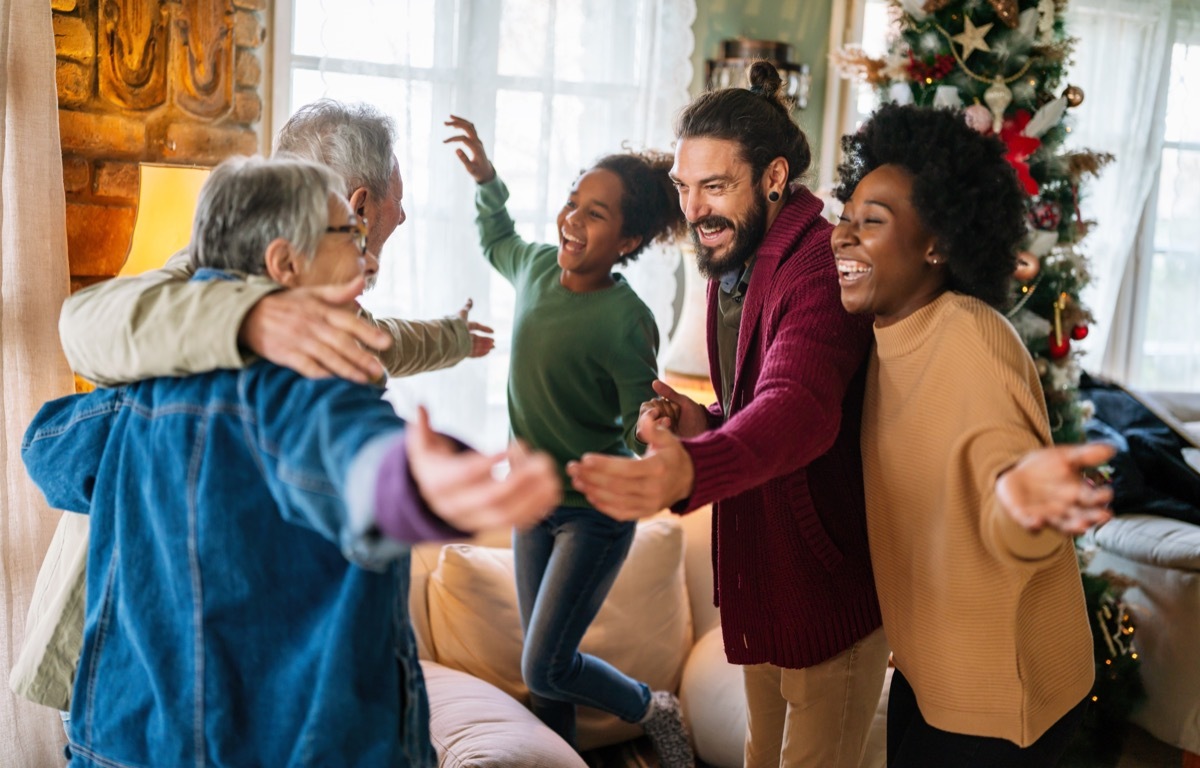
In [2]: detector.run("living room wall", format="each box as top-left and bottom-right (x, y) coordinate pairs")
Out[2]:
(52, 0), (268, 289)
(691, 0), (835, 181)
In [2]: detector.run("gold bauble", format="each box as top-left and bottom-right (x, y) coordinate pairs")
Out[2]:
(987, 0), (1020, 28)
(1064, 85), (1085, 108)
(1014, 251), (1041, 282)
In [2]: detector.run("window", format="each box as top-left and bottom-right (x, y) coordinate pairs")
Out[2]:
(1133, 40), (1200, 390)
(818, 0), (895, 195)
(273, 0), (694, 449)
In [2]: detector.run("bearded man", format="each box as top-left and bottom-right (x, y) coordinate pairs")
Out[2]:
(567, 63), (888, 768)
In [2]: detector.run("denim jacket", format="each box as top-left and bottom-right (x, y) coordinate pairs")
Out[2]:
(22, 361), (438, 767)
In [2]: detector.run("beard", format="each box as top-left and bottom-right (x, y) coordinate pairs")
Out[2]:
(691, 189), (769, 280)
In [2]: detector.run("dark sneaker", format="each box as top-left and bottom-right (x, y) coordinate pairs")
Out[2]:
(640, 690), (695, 768)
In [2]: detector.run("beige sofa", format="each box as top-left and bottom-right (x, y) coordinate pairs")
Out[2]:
(406, 507), (747, 767)
(406, 506), (889, 767)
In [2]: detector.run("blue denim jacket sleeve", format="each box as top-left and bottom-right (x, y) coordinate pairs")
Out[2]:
(21, 389), (123, 513)
(241, 365), (417, 570)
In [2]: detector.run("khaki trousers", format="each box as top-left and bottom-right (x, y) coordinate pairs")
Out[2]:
(743, 626), (889, 768)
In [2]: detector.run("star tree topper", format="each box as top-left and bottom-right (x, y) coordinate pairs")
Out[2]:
(952, 17), (994, 60)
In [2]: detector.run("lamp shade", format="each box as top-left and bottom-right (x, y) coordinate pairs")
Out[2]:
(663, 240), (717, 405)
(119, 163), (210, 277)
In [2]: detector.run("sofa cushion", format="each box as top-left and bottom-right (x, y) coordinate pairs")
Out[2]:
(423, 660), (588, 768)
(425, 517), (692, 750)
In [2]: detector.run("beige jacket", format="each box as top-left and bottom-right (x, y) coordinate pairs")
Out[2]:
(59, 250), (472, 387)
(12, 251), (472, 709)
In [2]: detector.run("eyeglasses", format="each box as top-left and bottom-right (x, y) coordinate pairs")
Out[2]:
(326, 216), (369, 255)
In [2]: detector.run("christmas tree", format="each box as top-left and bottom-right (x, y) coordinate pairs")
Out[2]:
(834, 0), (1113, 445)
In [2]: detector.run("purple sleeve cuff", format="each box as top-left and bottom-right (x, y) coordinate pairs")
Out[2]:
(374, 435), (470, 543)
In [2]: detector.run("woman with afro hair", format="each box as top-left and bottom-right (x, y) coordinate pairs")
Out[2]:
(832, 102), (1116, 767)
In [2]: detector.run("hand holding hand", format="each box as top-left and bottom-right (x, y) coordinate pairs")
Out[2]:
(996, 442), (1118, 536)
(635, 380), (710, 442)
(407, 406), (560, 533)
(457, 298), (495, 358)
(238, 276), (391, 383)
(443, 116), (496, 184)
(637, 396), (680, 441)
(567, 425), (695, 521)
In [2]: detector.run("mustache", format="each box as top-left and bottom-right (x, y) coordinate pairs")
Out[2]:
(690, 216), (735, 231)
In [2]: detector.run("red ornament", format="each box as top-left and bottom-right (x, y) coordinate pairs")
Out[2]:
(1071, 324), (1089, 341)
(1048, 334), (1071, 359)
(1028, 200), (1062, 231)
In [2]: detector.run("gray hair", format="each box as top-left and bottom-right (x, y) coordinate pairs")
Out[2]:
(274, 99), (397, 199)
(190, 156), (345, 275)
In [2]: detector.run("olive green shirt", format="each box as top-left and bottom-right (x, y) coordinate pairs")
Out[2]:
(715, 257), (755, 415)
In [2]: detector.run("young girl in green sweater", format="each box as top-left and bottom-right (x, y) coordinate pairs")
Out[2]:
(444, 115), (693, 767)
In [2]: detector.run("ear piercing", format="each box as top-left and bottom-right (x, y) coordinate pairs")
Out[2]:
(768, 190), (781, 203)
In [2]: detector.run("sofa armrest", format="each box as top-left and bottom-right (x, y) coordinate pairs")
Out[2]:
(1081, 515), (1200, 572)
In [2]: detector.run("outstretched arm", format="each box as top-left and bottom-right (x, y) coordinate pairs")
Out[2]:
(370, 298), (494, 378)
(254, 373), (558, 567)
(996, 442), (1116, 536)
(60, 251), (392, 386)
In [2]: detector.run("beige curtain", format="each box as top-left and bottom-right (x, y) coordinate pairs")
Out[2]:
(1, 0), (76, 762)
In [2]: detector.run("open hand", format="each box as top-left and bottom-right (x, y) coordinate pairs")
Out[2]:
(407, 406), (560, 532)
(457, 298), (495, 358)
(444, 116), (496, 184)
(567, 425), (695, 521)
(996, 442), (1118, 536)
(635, 380), (710, 442)
(238, 276), (391, 383)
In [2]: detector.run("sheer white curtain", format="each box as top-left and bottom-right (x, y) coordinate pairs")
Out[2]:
(1066, 0), (1200, 382)
(0, 0), (75, 761)
(274, 0), (696, 450)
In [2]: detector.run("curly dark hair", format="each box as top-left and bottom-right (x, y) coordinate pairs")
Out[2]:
(676, 60), (812, 184)
(833, 103), (1026, 308)
(590, 149), (687, 265)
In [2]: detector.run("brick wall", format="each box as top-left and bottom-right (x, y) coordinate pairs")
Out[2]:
(53, 0), (267, 289)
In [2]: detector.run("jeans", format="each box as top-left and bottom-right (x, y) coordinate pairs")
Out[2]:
(514, 506), (650, 747)
(887, 668), (1087, 768)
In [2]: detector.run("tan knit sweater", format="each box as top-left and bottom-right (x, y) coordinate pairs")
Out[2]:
(862, 292), (1093, 747)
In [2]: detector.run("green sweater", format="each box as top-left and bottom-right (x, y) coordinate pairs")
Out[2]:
(476, 177), (658, 508)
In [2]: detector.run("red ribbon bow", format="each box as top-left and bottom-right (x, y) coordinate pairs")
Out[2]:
(999, 110), (1041, 196)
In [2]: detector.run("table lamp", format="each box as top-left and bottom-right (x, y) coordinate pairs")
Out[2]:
(119, 163), (210, 276)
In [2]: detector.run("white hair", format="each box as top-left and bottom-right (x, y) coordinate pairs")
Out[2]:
(274, 99), (396, 198)
(190, 156), (345, 274)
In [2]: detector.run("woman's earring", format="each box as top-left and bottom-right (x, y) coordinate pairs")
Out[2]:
(768, 190), (781, 203)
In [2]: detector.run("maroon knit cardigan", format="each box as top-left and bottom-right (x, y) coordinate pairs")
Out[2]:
(677, 187), (882, 669)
